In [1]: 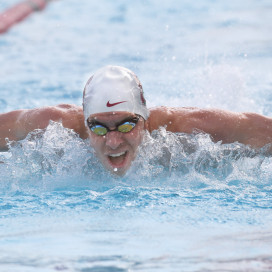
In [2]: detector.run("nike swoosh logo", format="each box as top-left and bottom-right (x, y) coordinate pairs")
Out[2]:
(106, 100), (127, 107)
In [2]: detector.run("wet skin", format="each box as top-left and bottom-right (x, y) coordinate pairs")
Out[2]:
(1, 104), (272, 172)
(87, 111), (146, 176)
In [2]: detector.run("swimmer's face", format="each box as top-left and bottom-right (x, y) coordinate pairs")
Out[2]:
(87, 112), (146, 176)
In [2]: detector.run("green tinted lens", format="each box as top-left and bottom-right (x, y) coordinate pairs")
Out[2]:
(91, 125), (108, 136)
(118, 122), (136, 133)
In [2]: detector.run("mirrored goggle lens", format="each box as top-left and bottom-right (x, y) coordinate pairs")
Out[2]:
(118, 122), (136, 133)
(91, 125), (107, 136)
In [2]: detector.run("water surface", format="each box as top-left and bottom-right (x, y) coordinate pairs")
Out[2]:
(0, 0), (272, 271)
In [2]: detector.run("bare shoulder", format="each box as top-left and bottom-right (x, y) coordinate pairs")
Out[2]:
(20, 104), (88, 139)
(147, 106), (205, 132)
(47, 104), (88, 139)
(37, 103), (82, 116)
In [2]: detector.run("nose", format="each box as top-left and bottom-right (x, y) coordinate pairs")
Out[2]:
(105, 131), (124, 150)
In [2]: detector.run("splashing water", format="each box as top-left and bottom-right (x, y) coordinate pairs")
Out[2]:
(0, 122), (272, 271)
(1, 121), (271, 195)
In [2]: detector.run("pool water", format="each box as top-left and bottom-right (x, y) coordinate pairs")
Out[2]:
(0, 0), (272, 271)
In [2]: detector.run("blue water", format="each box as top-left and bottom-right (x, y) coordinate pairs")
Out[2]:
(1, 0), (272, 271)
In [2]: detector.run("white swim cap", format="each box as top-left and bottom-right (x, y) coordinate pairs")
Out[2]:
(83, 65), (149, 123)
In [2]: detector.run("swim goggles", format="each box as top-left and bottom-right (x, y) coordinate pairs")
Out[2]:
(87, 116), (140, 136)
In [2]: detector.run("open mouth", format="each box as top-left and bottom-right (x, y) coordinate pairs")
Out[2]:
(107, 151), (128, 168)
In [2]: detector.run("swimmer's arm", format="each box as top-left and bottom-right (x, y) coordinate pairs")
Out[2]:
(0, 105), (88, 151)
(148, 107), (272, 151)
(0, 109), (26, 151)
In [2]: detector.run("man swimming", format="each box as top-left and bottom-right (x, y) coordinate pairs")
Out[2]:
(0, 65), (272, 175)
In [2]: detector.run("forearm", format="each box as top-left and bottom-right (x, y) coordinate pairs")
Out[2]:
(0, 110), (27, 151)
(238, 112), (272, 151)
(0, 138), (9, 151)
(160, 107), (272, 152)
(0, 107), (57, 151)
(199, 111), (272, 152)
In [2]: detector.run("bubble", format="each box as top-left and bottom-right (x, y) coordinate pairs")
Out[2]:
(114, 168), (118, 172)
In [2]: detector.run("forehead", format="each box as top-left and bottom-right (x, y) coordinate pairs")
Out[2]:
(89, 111), (136, 123)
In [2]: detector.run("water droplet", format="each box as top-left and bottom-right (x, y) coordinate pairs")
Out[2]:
(114, 168), (117, 172)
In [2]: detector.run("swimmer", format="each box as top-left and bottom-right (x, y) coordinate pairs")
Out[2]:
(0, 65), (272, 175)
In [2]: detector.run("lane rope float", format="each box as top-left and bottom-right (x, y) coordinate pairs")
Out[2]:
(0, 0), (52, 34)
